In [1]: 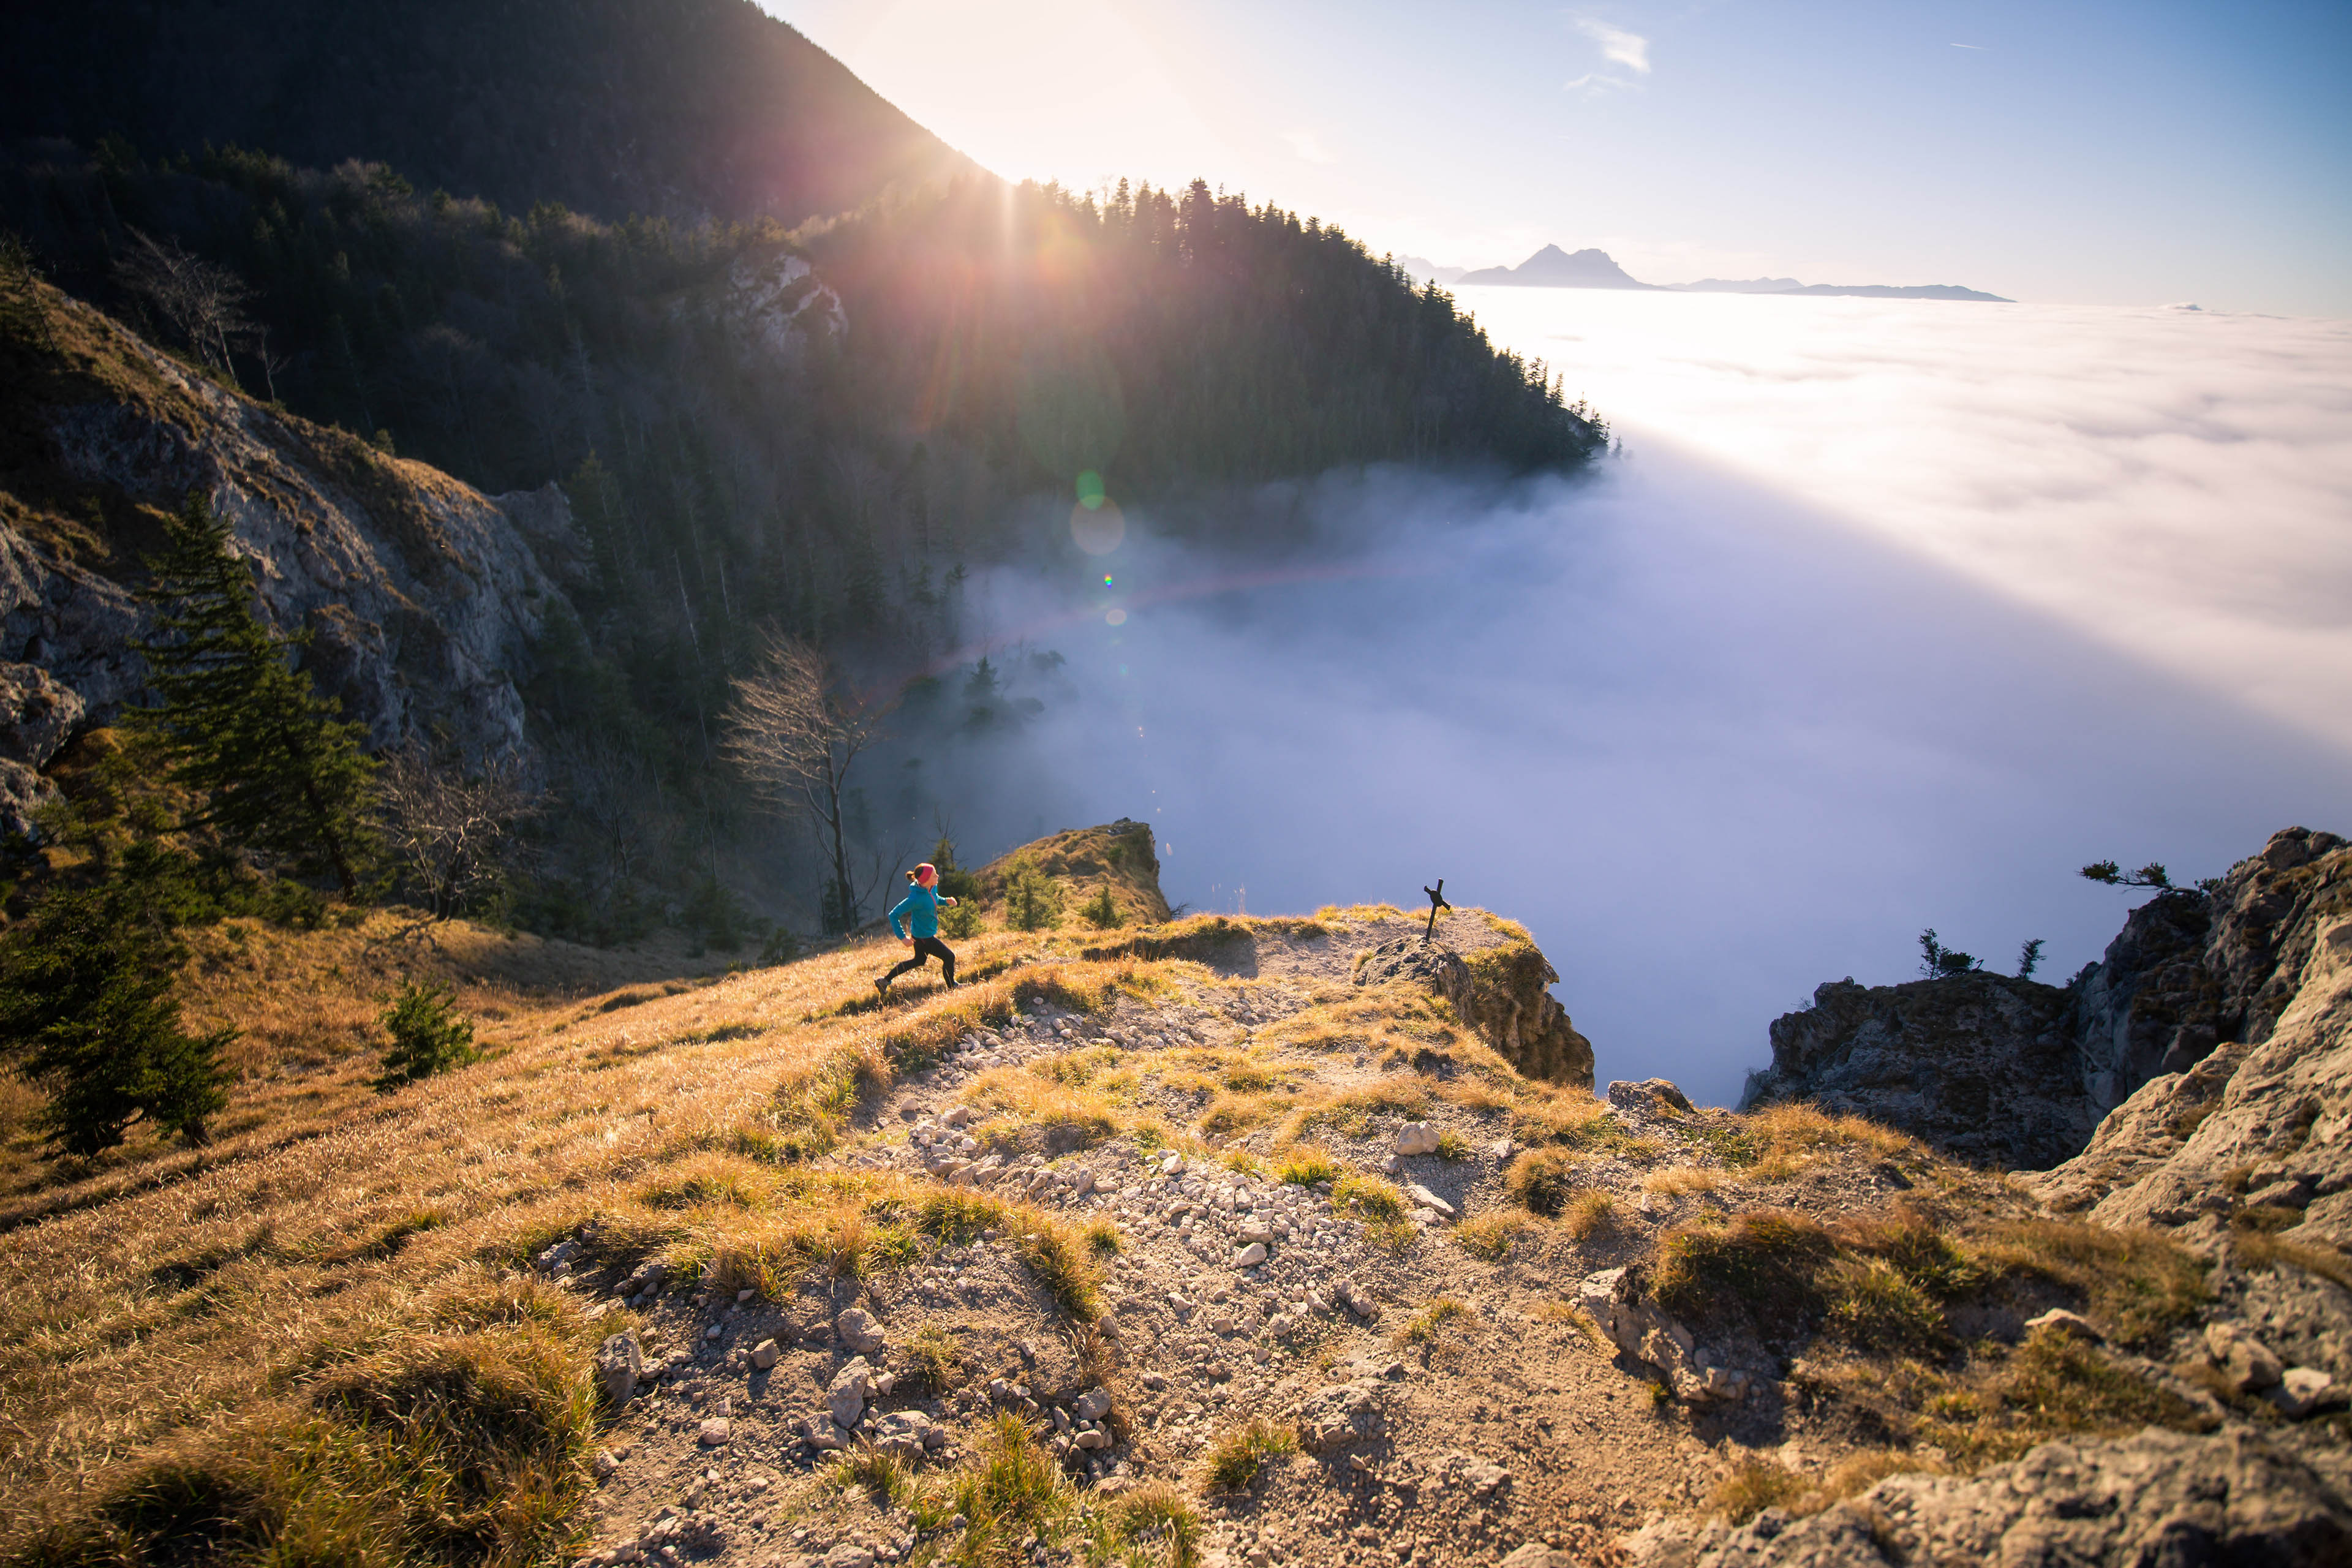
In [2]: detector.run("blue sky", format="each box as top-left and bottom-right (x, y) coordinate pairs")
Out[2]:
(769, 1), (2351, 315)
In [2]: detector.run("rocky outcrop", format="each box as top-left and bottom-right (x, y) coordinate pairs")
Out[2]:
(1746, 828), (2350, 1169)
(1742, 971), (2089, 1168)
(1356, 933), (1595, 1090)
(0, 273), (582, 834)
(2030, 895), (2352, 1250)
(1622, 1428), (2352, 1568)
(975, 819), (1172, 927)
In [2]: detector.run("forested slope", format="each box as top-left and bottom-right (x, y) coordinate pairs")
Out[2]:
(0, 0), (973, 228)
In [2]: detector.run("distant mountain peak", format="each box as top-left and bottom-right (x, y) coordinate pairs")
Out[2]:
(1435, 242), (2010, 302)
(1455, 245), (1656, 290)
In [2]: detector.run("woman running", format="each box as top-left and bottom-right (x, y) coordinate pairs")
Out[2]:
(878, 862), (959, 995)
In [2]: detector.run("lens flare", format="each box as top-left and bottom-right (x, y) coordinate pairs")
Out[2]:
(1106, 607), (1128, 625)
(1076, 469), (1107, 511)
(1071, 496), (1125, 555)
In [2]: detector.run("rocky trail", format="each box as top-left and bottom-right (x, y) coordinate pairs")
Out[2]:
(558, 911), (1737, 1568)
(529, 894), (2352, 1568)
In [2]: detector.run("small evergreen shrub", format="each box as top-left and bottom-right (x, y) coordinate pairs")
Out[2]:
(1080, 884), (1121, 929)
(371, 981), (479, 1090)
(1004, 860), (1064, 931)
(0, 880), (231, 1156)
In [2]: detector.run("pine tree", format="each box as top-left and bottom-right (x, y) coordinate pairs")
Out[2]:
(0, 877), (232, 1156)
(130, 491), (379, 894)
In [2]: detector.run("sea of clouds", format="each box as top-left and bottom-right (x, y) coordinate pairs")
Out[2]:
(927, 293), (2352, 1107)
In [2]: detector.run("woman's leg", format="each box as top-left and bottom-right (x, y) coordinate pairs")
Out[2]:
(922, 937), (957, 986)
(881, 950), (927, 986)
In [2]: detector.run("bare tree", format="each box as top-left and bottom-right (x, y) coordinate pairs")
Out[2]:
(115, 229), (256, 386)
(721, 633), (893, 932)
(379, 745), (543, 919)
(549, 731), (652, 886)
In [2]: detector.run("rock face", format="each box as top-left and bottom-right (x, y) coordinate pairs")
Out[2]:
(1743, 971), (2089, 1167)
(1620, 1428), (2352, 1568)
(0, 273), (581, 834)
(1355, 934), (1596, 1090)
(1746, 828), (2351, 1169)
(2030, 873), (2352, 1250)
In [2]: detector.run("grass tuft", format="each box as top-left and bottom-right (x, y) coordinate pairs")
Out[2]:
(1455, 1210), (1528, 1261)
(1395, 1297), (1473, 1347)
(1275, 1148), (1342, 1186)
(1200, 1418), (1297, 1491)
(1505, 1148), (1588, 1216)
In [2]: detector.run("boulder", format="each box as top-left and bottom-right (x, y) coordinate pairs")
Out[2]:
(1751, 828), (2352, 1177)
(1394, 1121), (1442, 1156)
(826, 1357), (874, 1428)
(836, 1306), (886, 1355)
(0, 661), (85, 768)
(1607, 1080), (1694, 1121)
(1575, 1268), (1747, 1405)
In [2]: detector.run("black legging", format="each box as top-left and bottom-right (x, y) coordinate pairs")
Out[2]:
(884, 936), (956, 987)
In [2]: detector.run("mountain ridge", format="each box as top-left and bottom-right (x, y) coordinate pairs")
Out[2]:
(0, 0), (977, 228)
(1410, 244), (2011, 301)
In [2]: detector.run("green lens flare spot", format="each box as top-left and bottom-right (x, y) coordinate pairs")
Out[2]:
(1076, 470), (1106, 510)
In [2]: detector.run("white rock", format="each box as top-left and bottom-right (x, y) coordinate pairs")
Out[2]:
(750, 1338), (781, 1370)
(1403, 1183), (1457, 1219)
(696, 1418), (731, 1446)
(1233, 1242), (1268, 1268)
(2270, 1366), (2337, 1418)
(2026, 1308), (2101, 1342)
(1394, 1122), (1441, 1156)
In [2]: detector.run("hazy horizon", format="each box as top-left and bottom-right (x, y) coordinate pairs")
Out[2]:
(772, 0), (2352, 318)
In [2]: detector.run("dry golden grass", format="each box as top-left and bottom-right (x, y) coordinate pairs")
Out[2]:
(0, 916), (1161, 1542)
(0, 909), (740, 1212)
(1643, 1166), (1727, 1197)
(1455, 1210), (1529, 1261)
(1733, 1102), (1925, 1181)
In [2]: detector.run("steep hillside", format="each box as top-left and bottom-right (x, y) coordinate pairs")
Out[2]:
(0, 262), (577, 834)
(0, 0), (974, 228)
(7, 834), (2343, 1568)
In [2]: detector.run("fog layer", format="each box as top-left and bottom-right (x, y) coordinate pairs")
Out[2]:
(926, 296), (2352, 1107)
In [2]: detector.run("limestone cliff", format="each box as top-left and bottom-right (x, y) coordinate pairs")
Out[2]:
(2027, 831), (2352, 1248)
(0, 266), (579, 834)
(1355, 930), (1596, 1090)
(1742, 971), (2089, 1168)
(1744, 826), (2350, 1169)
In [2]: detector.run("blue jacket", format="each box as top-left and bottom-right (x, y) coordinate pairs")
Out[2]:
(889, 883), (943, 940)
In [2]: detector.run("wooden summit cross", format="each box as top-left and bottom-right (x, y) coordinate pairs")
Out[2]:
(1423, 880), (1452, 941)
